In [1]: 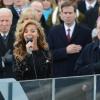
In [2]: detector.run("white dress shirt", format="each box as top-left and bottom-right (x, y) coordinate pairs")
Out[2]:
(64, 22), (76, 38)
(0, 32), (8, 38)
(85, 0), (97, 10)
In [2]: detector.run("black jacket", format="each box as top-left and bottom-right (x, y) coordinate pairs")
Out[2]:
(0, 28), (15, 78)
(47, 23), (92, 77)
(75, 40), (100, 75)
(13, 50), (52, 80)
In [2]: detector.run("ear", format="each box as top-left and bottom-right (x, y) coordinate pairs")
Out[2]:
(75, 11), (77, 19)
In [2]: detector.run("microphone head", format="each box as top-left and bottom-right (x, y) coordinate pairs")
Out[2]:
(25, 36), (33, 43)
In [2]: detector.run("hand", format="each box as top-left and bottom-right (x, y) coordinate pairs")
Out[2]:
(66, 44), (82, 54)
(26, 41), (33, 54)
(2, 49), (13, 63)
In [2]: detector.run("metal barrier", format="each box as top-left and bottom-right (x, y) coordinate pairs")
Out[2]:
(0, 75), (100, 100)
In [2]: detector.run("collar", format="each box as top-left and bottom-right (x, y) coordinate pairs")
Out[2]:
(64, 22), (75, 37)
(14, 5), (24, 12)
(85, 0), (97, 10)
(64, 21), (75, 31)
(0, 32), (8, 37)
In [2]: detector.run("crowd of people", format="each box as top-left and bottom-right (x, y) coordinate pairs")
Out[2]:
(0, 0), (100, 81)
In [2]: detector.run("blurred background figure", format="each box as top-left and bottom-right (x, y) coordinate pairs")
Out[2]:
(30, 0), (44, 23)
(41, 0), (55, 28)
(2, 0), (13, 8)
(0, 8), (15, 78)
(68, 0), (85, 24)
(75, 16), (100, 75)
(17, 7), (36, 27)
(97, 0), (100, 5)
(30, 0), (49, 35)
(13, 20), (52, 80)
(78, 0), (99, 30)
(52, 0), (65, 25)
(42, 0), (53, 21)
(78, 0), (99, 15)
(10, 0), (28, 30)
(0, 0), (3, 8)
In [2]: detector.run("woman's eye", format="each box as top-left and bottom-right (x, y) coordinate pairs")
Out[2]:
(31, 29), (37, 33)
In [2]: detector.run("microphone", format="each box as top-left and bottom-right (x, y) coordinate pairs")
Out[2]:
(25, 36), (33, 54)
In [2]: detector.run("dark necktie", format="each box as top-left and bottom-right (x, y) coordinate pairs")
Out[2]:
(88, 6), (92, 10)
(67, 29), (71, 42)
(2, 34), (7, 47)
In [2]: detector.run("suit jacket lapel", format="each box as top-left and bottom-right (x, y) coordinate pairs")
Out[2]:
(7, 29), (15, 50)
(59, 24), (69, 43)
(11, 6), (19, 18)
(0, 35), (7, 55)
(70, 23), (78, 42)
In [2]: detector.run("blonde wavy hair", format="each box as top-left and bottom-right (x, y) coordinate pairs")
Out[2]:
(16, 7), (36, 30)
(13, 20), (49, 61)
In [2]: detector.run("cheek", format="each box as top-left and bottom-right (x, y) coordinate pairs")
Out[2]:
(23, 33), (27, 38)
(33, 32), (39, 38)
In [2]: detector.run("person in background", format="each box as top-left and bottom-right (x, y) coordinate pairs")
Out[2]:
(78, 0), (99, 15)
(41, 0), (55, 28)
(42, 0), (53, 22)
(16, 7), (36, 31)
(78, 0), (99, 30)
(0, 8), (15, 78)
(68, 0), (85, 24)
(0, 0), (4, 8)
(97, 0), (100, 5)
(10, 0), (28, 29)
(90, 6), (100, 40)
(51, 0), (64, 25)
(13, 20), (52, 80)
(30, 0), (45, 25)
(75, 16), (100, 75)
(30, 0), (49, 35)
(48, 1), (92, 78)
(2, 0), (13, 8)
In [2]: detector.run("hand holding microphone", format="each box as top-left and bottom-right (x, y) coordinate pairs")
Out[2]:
(25, 36), (38, 54)
(25, 36), (33, 54)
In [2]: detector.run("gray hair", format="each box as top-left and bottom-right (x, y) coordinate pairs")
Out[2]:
(0, 8), (13, 20)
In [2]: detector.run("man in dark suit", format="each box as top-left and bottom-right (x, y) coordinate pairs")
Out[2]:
(78, 0), (99, 15)
(78, 0), (99, 30)
(47, 1), (92, 77)
(0, 8), (15, 78)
